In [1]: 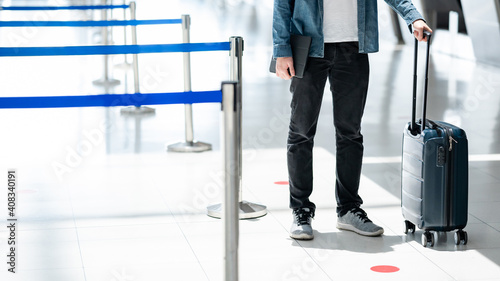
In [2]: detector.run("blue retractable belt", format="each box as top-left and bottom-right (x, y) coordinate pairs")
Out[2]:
(0, 91), (223, 109)
(0, 5), (129, 11)
(0, 42), (231, 57)
(0, 19), (182, 27)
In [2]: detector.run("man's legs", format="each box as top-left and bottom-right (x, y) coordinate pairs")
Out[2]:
(329, 42), (383, 236)
(288, 54), (331, 211)
(287, 47), (333, 240)
(329, 42), (369, 215)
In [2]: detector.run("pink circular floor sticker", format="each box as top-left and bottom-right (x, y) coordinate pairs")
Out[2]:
(370, 265), (400, 273)
(274, 181), (289, 185)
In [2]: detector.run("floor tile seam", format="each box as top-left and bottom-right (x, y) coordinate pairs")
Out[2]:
(466, 215), (500, 225)
(376, 223), (405, 237)
(175, 221), (211, 281)
(69, 212), (176, 221)
(459, 279), (500, 281)
(298, 244), (420, 257)
(75, 236), (189, 243)
(469, 185), (500, 194)
(469, 163), (500, 172)
(80, 259), (209, 269)
(286, 252), (335, 281)
(459, 246), (500, 251)
(467, 213), (494, 225)
(194, 250), (317, 262)
(470, 179), (500, 185)
(65, 182), (89, 281)
(177, 228), (293, 238)
(472, 164), (500, 179)
(405, 242), (458, 280)
(14, 239), (82, 246)
(469, 161), (500, 168)
(486, 223), (500, 232)
(469, 200), (500, 205)
(239, 229), (298, 236)
(174, 218), (221, 225)
(4, 225), (78, 232)
(150, 178), (187, 225)
(10, 220), (77, 227)
(466, 221), (496, 225)
(360, 214), (409, 237)
(467, 216), (500, 235)
(72, 218), (177, 227)
(236, 186), (268, 207)
(266, 209), (293, 234)
(74, 220), (180, 230)
(12, 265), (87, 272)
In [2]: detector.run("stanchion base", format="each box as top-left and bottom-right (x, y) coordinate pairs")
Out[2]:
(92, 78), (121, 87)
(207, 201), (267, 219)
(167, 141), (212, 153)
(120, 106), (156, 116)
(115, 62), (132, 71)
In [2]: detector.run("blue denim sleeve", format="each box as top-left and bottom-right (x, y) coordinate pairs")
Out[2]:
(384, 0), (424, 32)
(273, 0), (294, 58)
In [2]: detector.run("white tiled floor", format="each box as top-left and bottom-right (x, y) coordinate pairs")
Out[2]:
(1, 0), (500, 280)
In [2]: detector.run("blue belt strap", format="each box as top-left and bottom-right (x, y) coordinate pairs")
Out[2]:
(0, 91), (223, 109)
(0, 5), (130, 11)
(0, 42), (231, 57)
(0, 19), (183, 27)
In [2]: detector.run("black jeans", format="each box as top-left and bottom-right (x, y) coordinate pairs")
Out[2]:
(288, 42), (369, 216)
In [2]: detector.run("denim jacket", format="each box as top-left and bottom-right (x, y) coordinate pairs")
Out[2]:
(273, 0), (424, 57)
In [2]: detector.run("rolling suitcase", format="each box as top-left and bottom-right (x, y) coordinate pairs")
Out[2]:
(401, 32), (469, 247)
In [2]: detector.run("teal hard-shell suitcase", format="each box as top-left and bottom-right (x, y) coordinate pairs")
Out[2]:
(401, 32), (469, 247)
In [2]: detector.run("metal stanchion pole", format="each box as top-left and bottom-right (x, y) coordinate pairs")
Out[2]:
(115, 0), (131, 70)
(167, 14), (212, 152)
(93, 0), (121, 87)
(207, 36), (267, 219)
(120, 1), (155, 115)
(130, 1), (139, 95)
(221, 81), (240, 281)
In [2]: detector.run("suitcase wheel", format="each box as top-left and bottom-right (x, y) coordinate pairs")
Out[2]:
(422, 231), (434, 247)
(454, 230), (468, 245)
(404, 220), (415, 234)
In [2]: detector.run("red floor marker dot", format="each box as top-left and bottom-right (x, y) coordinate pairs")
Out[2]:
(274, 181), (289, 185)
(370, 265), (400, 273)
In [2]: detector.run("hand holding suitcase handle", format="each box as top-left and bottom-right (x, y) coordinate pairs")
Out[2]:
(413, 19), (432, 42)
(410, 31), (432, 135)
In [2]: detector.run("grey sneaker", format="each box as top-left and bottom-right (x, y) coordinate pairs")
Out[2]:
(290, 208), (314, 240)
(336, 207), (384, 237)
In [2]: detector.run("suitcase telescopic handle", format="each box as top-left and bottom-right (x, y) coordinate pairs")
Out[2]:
(411, 31), (432, 135)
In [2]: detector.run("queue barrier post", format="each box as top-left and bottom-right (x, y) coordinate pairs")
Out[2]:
(130, 0), (140, 94)
(93, 0), (121, 87)
(167, 14), (212, 152)
(115, 0), (132, 70)
(120, 1), (156, 115)
(207, 37), (267, 220)
(221, 81), (240, 281)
